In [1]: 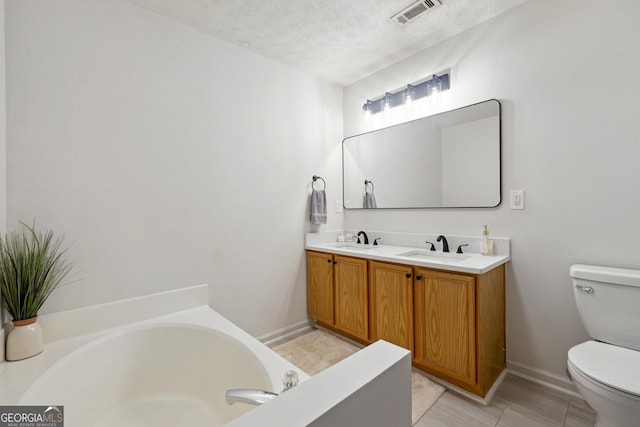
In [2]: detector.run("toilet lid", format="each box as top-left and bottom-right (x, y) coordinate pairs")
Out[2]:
(568, 340), (640, 397)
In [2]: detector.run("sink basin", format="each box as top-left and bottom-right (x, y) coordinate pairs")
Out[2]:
(330, 242), (376, 250)
(397, 250), (471, 263)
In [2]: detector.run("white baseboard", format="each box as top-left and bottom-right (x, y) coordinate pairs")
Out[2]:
(507, 359), (582, 399)
(259, 319), (314, 348)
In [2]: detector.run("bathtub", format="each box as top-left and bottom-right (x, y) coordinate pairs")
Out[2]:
(0, 285), (308, 426)
(19, 324), (274, 426)
(2, 285), (412, 426)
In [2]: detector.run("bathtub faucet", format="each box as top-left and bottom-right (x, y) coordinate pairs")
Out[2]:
(225, 389), (278, 406)
(226, 370), (299, 406)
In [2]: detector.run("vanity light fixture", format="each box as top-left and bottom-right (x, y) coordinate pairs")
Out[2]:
(429, 74), (442, 96)
(428, 74), (443, 103)
(403, 84), (416, 109)
(362, 73), (450, 115)
(382, 92), (393, 114)
(362, 100), (374, 119)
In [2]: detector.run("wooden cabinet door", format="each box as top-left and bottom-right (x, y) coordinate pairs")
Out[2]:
(306, 251), (334, 325)
(368, 261), (414, 351)
(333, 255), (368, 341)
(414, 268), (476, 386)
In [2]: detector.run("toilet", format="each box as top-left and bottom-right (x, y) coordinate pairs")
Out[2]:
(568, 264), (640, 427)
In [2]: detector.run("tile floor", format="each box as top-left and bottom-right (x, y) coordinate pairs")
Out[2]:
(415, 374), (596, 427)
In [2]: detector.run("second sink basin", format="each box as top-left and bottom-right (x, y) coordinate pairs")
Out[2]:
(397, 250), (471, 263)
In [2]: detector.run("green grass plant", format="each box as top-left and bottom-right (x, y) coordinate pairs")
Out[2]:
(0, 222), (73, 321)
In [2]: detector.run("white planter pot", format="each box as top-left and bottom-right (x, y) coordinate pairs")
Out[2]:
(6, 316), (44, 361)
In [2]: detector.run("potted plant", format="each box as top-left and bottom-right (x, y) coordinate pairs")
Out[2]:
(0, 222), (73, 361)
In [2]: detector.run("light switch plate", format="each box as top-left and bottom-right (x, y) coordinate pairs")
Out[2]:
(510, 190), (524, 210)
(335, 200), (343, 213)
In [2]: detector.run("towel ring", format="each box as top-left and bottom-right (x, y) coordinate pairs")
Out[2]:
(364, 179), (374, 193)
(312, 175), (326, 191)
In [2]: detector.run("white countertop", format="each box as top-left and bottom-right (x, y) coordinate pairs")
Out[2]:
(306, 234), (510, 275)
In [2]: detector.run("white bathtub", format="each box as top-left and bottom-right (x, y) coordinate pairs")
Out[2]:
(0, 286), (307, 426)
(19, 324), (273, 426)
(2, 285), (411, 426)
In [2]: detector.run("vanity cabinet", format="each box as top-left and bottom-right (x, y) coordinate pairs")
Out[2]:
(368, 261), (414, 352)
(306, 249), (505, 397)
(306, 251), (369, 342)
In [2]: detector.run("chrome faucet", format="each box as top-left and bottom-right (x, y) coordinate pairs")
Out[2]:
(225, 370), (298, 406)
(356, 231), (369, 244)
(436, 235), (449, 252)
(225, 389), (278, 406)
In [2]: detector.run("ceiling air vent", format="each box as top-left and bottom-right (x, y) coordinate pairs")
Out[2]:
(391, 0), (442, 24)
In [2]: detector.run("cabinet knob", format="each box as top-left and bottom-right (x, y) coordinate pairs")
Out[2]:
(415, 275), (422, 280)
(327, 259), (332, 263)
(405, 273), (412, 279)
(333, 261), (337, 264)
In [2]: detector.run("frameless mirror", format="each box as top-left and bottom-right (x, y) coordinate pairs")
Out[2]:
(343, 99), (501, 209)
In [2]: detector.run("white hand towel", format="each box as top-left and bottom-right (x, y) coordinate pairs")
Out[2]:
(311, 190), (327, 224)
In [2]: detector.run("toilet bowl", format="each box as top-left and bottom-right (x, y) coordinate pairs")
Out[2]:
(567, 341), (640, 427)
(568, 264), (640, 427)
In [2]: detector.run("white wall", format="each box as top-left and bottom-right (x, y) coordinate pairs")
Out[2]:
(343, 0), (640, 385)
(0, 0), (6, 352)
(4, 0), (343, 338)
(0, 1), (5, 233)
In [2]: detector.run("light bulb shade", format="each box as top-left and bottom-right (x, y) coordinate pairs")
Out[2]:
(360, 73), (449, 117)
(403, 85), (416, 108)
(383, 93), (393, 112)
(362, 100), (373, 119)
(429, 75), (442, 96)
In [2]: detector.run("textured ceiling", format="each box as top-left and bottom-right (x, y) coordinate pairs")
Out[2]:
(127, 0), (528, 86)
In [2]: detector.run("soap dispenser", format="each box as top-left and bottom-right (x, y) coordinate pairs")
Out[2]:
(480, 225), (493, 255)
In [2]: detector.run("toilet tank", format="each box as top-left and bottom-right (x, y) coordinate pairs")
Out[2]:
(570, 264), (640, 352)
